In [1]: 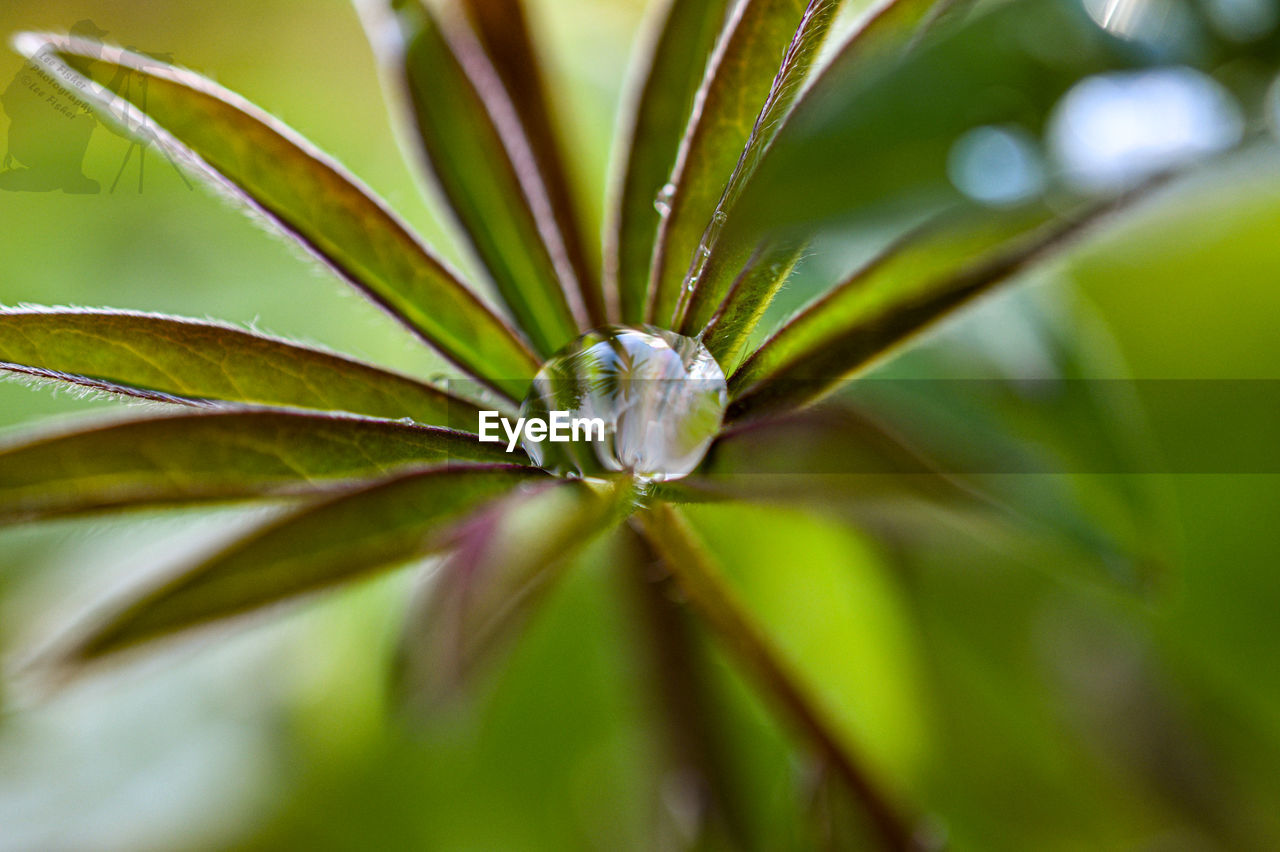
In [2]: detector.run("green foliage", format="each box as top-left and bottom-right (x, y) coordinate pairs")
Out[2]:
(687, 0), (961, 363)
(383, 0), (586, 354)
(395, 477), (629, 709)
(56, 465), (543, 664)
(16, 33), (541, 399)
(737, 0), (1280, 234)
(0, 308), (480, 427)
(0, 409), (510, 522)
(664, 404), (970, 521)
(4, 0), (1279, 846)
(611, 0), (734, 324)
(645, 0), (834, 326)
(457, 0), (606, 323)
(728, 193), (1146, 421)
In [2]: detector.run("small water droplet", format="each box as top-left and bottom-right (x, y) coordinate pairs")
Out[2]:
(654, 183), (676, 217)
(520, 325), (728, 483)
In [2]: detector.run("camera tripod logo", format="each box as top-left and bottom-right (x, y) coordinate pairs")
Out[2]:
(0, 19), (191, 194)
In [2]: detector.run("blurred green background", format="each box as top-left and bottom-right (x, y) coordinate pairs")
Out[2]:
(3, 0), (1280, 849)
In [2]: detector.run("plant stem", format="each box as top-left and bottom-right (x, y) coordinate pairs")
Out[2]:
(621, 523), (751, 849)
(636, 503), (922, 851)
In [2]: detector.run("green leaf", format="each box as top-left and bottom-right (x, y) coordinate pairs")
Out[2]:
(670, 0), (846, 334)
(834, 290), (1179, 588)
(0, 308), (483, 429)
(684, 0), (956, 361)
(608, 0), (734, 324)
(49, 465), (541, 665)
(728, 190), (1162, 422)
(662, 404), (975, 522)
(646, 0), (837, 327)
(636, 502), (920, 849)
(13, 33), (539, 402)
(0, 408), (516, 523)
(459, 0), (606, 326)
(697, 238), (807, 369)
(394, 477), (628, 709)
(370, 0), (584, 355)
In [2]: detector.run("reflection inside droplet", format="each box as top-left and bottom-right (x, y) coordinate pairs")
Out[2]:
(1047, 67), (1243, 193)
(520, 325), (728, 483)
(947, 125), (1046, 206)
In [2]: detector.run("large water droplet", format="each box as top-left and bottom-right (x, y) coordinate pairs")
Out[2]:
(520, 325), (727, 482)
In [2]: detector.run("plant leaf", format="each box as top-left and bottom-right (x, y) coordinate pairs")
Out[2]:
(661, 404), (976, 520)
(636, 502), (919, 849)
(369, 0), (585, 355)
(608, 0), (734, 324)
(686, 0), (958, 360)
(670, 392), (1170, 587)
(830, 290), (1180, 588)
(0, 308), (483, 429)
(646, 0), (840, 327)
(728, 188), (1163, 422)
(671, 0), (848, 334)
(394, 477), (628, 710)
(458, 0), (605, 326)
(50, 465), (542, 665)
(0, 408), (515, 523)
(698, 238), (807, 369)
(12, 33), (539, 402)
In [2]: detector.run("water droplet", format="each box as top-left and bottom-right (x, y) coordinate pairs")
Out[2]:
(520, 325), (728, 483)
(654, 183), (676, 217)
